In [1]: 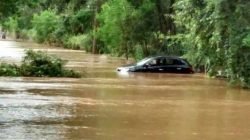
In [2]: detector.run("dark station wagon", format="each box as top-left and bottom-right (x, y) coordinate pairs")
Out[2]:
(117, 56), (194, 73)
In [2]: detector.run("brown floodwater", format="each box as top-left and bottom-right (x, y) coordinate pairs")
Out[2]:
(1, 40), (250, 140)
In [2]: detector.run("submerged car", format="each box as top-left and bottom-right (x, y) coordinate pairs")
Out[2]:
(117, 56), (194, 73)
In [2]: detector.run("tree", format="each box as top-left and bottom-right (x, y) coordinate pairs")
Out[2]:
(0, 0), (18, 21)
(32, 10), (61, 43)
(97, 0), (136, 58)
(174, 0), (250, 88)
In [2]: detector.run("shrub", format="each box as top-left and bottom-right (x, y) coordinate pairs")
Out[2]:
(0, 50), (81, 78)
(65, 34), (90, 50)
(0, 63), (20, 76)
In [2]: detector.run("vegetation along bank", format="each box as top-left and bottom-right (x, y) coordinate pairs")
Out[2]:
(0, 0), (250, 88)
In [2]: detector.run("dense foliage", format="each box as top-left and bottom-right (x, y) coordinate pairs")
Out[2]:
(0, 50), (81, 78)
(0, 0), (250, 88)
(31, 10), (61, 43)
(174, 0), (250, 88)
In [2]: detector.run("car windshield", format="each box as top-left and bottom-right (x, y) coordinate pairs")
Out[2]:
(136, 57), (151, 66)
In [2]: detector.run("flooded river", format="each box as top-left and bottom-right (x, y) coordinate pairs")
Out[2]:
(1, 40), (250, 140)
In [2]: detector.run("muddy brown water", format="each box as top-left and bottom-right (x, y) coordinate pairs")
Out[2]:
(1, 40), (250, 140)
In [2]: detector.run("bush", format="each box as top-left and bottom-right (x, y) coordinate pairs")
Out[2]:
(65, 34), (91, 50)
(0, 50), (81, 78)
(0, 63), (20, 76)
(31, 10), (61, 43)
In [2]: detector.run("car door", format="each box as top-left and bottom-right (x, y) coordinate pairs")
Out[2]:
(157, 57), (167, 72)
(145, 57), (164, 72)
(173, 59), (188, 73)
(161, 58), (186, 73)
(161, 58), (174, 72)
(169, 58), (188, 73)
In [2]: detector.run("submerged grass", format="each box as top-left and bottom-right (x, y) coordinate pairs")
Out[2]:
(0, 50), (81, 78)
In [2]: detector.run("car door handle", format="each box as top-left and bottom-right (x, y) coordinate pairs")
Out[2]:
(177, 68), (182, 70)
(159, 68), (164, 71)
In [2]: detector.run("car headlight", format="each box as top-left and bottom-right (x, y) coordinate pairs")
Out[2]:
(117, 67), (129, 72)
(117, 67), (135, 72)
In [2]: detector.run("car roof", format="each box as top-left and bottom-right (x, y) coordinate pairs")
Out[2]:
(148, 55), (182, 59)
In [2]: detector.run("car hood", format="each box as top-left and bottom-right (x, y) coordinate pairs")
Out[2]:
(117, 64), (136, 72)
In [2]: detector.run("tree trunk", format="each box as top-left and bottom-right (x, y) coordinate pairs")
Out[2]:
(156, 0), (168, 33)
(92, 7), (98, 54)
(167, 0), (176, 34)
(156, 0), (176, 34)
(125, 42), (129, 60)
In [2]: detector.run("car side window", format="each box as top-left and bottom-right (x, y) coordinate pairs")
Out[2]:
(148, 57), (166, 66)
(158, 58), (167, 66)
(148, 59), (157, 66)
(165, 59), (185, 65)
(166, 59), (174, 65)
(174, 59), (185, 65)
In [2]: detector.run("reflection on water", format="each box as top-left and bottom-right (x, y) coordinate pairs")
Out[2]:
(0, 41), (24, 63)
(1, 40), (250, 140)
